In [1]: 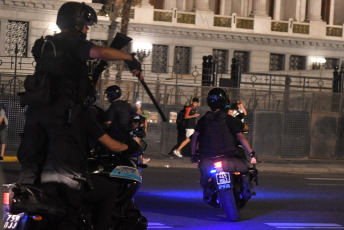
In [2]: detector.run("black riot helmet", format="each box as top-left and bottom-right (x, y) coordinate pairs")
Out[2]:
(105, 85), (121, 101)
(207, 88), (230, 111)
(56, 2), (97, 33)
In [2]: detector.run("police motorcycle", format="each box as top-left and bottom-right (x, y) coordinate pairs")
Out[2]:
(201, 155), (258, 222)
(2, 137), (148, 230)
(197, 88), (258, 222)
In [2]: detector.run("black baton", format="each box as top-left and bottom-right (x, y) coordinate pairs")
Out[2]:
(137, 76), (167, 122)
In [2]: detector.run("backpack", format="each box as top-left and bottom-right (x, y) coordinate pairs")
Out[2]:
(19, 37), (55, 107)
(176, 106), (187, 129)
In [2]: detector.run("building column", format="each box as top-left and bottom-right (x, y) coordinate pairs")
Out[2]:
(141, 0), (151, 5)
(176, 0), (186, 11)
(306, 0), (322, 21)
(273, 0), (281, 20)
(251, 0), (268, 16)
(220, 0), (232, 16)
(164, 0), (177, 10)
(329, 0), (335, 25)
(194, 0), (210, 11)
(185, 1), (194, 11)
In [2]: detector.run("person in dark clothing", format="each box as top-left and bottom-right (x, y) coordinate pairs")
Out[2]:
(104, 85), (137, 142)
(225, 102), (250, 159)
(0, 103), (8, 162)
(16, 2), (142, 229)
(172, 98), (200, 158)
(176, 105), (188, 146)
(191, 88), (257, 200)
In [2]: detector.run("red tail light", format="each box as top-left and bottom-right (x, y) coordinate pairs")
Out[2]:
(3, 192), (9, 205)
(214, 161), (222, 168)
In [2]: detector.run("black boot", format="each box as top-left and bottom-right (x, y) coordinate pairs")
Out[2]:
(241, 173), (254, 201)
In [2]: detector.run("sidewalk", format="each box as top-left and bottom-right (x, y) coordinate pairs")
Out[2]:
(3, 150), (344, 174)
(145, 153), (344, 174)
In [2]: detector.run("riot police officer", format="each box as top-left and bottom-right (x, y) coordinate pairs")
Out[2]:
(104, 85), (137, 141)
(17, 2), (141, 229)
(191, 88), (257, 200)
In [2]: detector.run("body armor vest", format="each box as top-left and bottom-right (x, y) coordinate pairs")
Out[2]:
(32, 33), (91, 105)
(198, 111), (238, 158)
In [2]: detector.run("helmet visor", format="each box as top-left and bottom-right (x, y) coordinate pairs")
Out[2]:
(84, 5), (98, 26)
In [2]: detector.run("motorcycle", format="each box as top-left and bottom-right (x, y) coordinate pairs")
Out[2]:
(2, 142), (148, 230)
(201, 155), (258, 222)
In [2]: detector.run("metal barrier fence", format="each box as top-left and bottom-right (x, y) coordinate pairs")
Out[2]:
(0, 54), (335, 96)
(1, 81), (344, 159)
(240, 72), (333, 92)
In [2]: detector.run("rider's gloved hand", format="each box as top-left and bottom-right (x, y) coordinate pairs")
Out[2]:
(122, 137), (142, 157)
(249, 151), (257, 164)
(125, 53), (142, 73)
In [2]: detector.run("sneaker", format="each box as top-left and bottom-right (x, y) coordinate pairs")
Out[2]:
(0, 156), (3, 162)
(172, 150), (183, 158)
(142, 158), (150, 164)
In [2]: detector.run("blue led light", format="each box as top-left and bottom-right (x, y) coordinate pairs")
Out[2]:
(210, 169), (216, 174)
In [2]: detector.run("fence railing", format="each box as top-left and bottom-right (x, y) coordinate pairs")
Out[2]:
(0, 56), (336, 96)
(0, 56), (35, 72)
(1, 84), (344, 159)
(240, 72), (333, 92)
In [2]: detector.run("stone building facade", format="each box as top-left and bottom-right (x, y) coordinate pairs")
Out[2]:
(1, 0), (344, 86)
(1, 0), (344, 158)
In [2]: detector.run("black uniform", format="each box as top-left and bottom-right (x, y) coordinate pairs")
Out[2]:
(17, 32), (121, 229)
(17, 32), (97, 186)
(105, 100), (137, 141)
(195, 110), (250, 187)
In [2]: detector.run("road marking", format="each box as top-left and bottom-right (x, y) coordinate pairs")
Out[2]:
(305, 178), (344, 186)
(308, 184), (344, 186)
(148, 222), (173, 229)
(305, 178), (344, 181)
(265, 223), (344, 229)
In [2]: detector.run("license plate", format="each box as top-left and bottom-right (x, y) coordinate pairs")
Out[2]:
(3, 213), (23, 229)
(216, 172), (231, 185)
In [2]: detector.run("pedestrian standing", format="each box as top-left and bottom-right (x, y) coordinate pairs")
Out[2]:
(0, 103), (8, 162)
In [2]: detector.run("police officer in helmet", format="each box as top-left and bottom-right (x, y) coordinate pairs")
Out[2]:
(191, 88), (257, 201)
(104, 85), (137, 141)
(17, 2), (141, 229)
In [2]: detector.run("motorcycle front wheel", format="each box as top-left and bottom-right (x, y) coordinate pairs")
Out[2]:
(219, 189), (239, 222)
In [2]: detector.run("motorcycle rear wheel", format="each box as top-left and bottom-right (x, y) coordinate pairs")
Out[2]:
(219, 189), (239, 222)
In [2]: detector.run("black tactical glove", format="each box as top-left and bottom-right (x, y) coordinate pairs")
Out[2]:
(122, 137), (142, 157)
(191, 154), (200, 164)
(125, 53), (142, 72)
(249, 151), (257, 159)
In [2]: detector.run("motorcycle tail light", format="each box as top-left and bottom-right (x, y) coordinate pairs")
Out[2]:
(32, 215), (43, 221)
(3, 192), (9, 205)
(234, 172), (241, 175)
(214, 161), (222, 168)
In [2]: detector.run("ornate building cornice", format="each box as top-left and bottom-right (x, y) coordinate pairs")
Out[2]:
(128, 23), (344, 51)
(0, 0), (60, 9)
(0, 0), (102, 11)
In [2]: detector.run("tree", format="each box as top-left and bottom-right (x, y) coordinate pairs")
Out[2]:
(112, 0), (142, 80)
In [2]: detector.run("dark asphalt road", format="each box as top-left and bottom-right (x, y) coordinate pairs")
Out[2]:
(136, 166), (344, 230)
(1, 162), (344, 230)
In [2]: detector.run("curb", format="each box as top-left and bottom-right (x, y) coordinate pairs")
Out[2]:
(2, 155), (344, 174)
(2, 156), (18, 162)
(145, 157), (344, 174)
